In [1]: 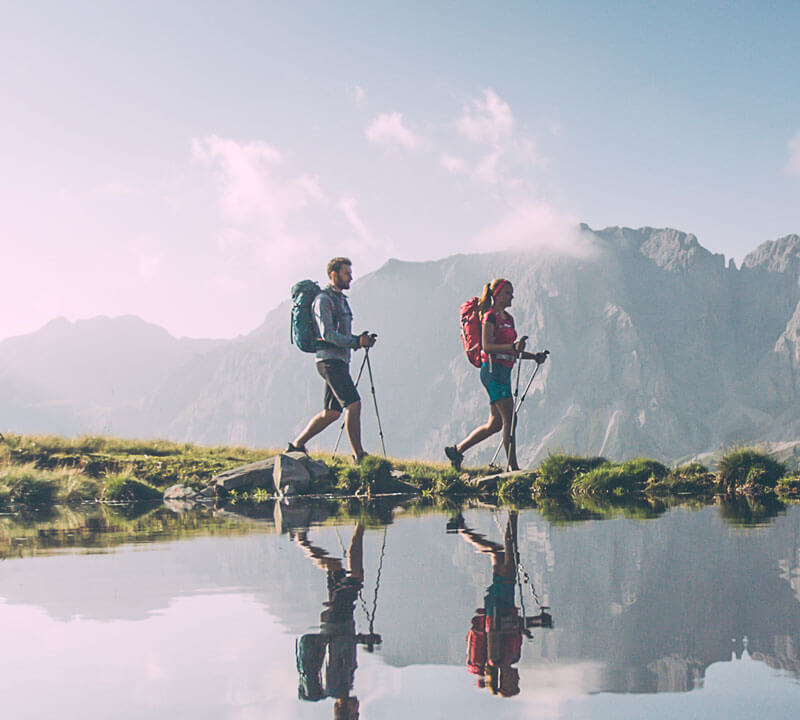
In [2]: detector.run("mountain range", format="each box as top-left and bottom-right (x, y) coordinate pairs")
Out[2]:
(2, 225), (800, 467)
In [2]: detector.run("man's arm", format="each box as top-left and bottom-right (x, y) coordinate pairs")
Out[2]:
(314, 293), (359, 349)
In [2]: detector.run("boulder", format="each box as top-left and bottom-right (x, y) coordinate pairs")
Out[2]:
(214, 457), (277, 491)
(274, 453), (312, 497)
(306, 458), (332, 484)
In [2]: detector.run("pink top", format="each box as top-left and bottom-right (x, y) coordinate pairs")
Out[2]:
(481, 310), (517, 368)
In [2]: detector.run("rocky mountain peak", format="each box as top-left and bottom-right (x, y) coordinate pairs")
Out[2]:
(742, 235), (800, 277)
(591, 226), (720, 271)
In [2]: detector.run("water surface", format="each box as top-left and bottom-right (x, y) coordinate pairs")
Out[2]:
(1, 501), (799, 719)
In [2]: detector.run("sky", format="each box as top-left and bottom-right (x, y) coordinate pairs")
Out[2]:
(1, 0), (799, 341)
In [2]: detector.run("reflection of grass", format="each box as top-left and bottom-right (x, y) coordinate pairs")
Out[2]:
(716, 494), (785, 526)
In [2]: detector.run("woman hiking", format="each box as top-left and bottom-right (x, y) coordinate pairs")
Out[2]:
(446, 278), (547, 472)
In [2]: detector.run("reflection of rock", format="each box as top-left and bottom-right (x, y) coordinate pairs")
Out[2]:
(163, 483), (216, 509)
(647, 653), (704, 692)
(273, 499), (330, 534)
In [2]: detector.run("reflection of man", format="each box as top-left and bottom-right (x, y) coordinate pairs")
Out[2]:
(454, 510), (551, 697)
(295, 523), (379, 720)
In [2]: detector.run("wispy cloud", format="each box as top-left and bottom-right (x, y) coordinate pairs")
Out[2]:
(788, 130), (800, 175)
(473, 201), (596, 257)
(457, 88), (514, 146)
(192, 135), (324, 232)
(365, 112), (424, 151)
(339, 195), (371, 244)
(444, 88), (543, 186)
(353, 85), (366, 105)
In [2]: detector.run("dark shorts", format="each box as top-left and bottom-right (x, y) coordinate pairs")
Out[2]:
(317, 359), (360, 412)
(480, 362), (512, 404)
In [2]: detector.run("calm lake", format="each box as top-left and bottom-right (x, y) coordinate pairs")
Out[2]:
(2, 500), (800, 719)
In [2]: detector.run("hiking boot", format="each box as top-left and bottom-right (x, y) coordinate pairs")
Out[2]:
(354, 452), (369, 465)
(286, 442), (308, 454)
(445, 445), (464, 471)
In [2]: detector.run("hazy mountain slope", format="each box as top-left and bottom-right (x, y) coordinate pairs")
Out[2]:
(0, 316), (223, 436)
(3, 227), (800, 465)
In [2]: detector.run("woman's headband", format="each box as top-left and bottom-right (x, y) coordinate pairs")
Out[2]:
(492, 279), (508, 298)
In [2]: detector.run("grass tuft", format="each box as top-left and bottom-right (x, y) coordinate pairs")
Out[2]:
(717, 448), (785, 493)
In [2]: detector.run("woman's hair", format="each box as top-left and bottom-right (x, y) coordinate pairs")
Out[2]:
(478, 278), (508, 316)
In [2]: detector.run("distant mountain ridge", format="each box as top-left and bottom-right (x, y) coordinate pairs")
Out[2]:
(2, 226), (800, 467)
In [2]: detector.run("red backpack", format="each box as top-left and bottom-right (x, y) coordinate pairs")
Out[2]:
(460, 297), (483, 368)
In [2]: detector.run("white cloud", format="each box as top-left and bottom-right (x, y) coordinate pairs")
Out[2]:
(788, 131), (800, 175)
(354, 85), (366, 105)
(457, 88), (514, 147)
(365, 112), (424, 150)
(473, 202), (597, 257)
(192, 135), (323, 231)
(445, 88), (543, 187)
(439, 153), (468, 174)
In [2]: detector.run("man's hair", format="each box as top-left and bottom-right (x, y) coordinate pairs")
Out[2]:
(327, 257), (352, 277)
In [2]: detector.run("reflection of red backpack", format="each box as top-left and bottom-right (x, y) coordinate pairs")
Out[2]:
(460, 298), (483, 368)
(466, 609), (523, 674)
(466, 611), (487, 674)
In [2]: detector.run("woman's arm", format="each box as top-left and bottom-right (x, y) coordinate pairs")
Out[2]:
(481, 317), (519, 354)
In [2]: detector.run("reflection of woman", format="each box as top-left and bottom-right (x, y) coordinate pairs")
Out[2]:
(446, 279), (547, 472)
(295, 523), (367, 720)
(457, 510), (523, 697)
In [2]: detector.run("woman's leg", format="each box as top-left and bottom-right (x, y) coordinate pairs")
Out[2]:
(495, 397), (518, 470)
(457, 403), (502, 454)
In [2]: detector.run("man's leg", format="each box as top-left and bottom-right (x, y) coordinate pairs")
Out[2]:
(344, 400), (366, 459)
(293, 409), (341, 449)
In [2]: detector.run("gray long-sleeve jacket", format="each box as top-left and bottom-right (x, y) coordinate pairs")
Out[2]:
(313, 286), (360, 363)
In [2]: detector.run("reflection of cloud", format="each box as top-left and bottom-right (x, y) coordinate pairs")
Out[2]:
(473, 202), (597, 257)
(788, 131), (800, 175)
(365, 112), (424, 150)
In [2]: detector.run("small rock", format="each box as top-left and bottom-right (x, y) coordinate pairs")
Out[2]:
(164, 484), (197, 500)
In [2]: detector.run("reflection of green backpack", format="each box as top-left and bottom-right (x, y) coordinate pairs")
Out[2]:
(296, 634), (326, 701)
(290, 280), (322, 352)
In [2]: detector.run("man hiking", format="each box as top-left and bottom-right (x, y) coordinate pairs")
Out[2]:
(289, 257), (376, 463)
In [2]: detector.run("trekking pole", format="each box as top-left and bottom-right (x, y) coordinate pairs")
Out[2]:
(507, 360), (523, 471)
(489, 356), (546, 469)
(332, 351), (369, 458)
(364, 348), (387, 457)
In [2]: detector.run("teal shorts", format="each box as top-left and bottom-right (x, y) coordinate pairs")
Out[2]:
(480, 363), (512, 404)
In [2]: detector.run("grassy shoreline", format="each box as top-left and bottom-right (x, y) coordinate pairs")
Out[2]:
(2, 433), (799, 513)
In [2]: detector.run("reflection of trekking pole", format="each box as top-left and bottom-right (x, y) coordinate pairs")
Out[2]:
(332, 351), (369, 459)
(365, 349), (387, 457)
(489, 354), (547, 469)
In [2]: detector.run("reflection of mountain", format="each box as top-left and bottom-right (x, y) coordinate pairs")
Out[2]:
(3, 228), (800, 465)
(0, 505), (799, 694)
